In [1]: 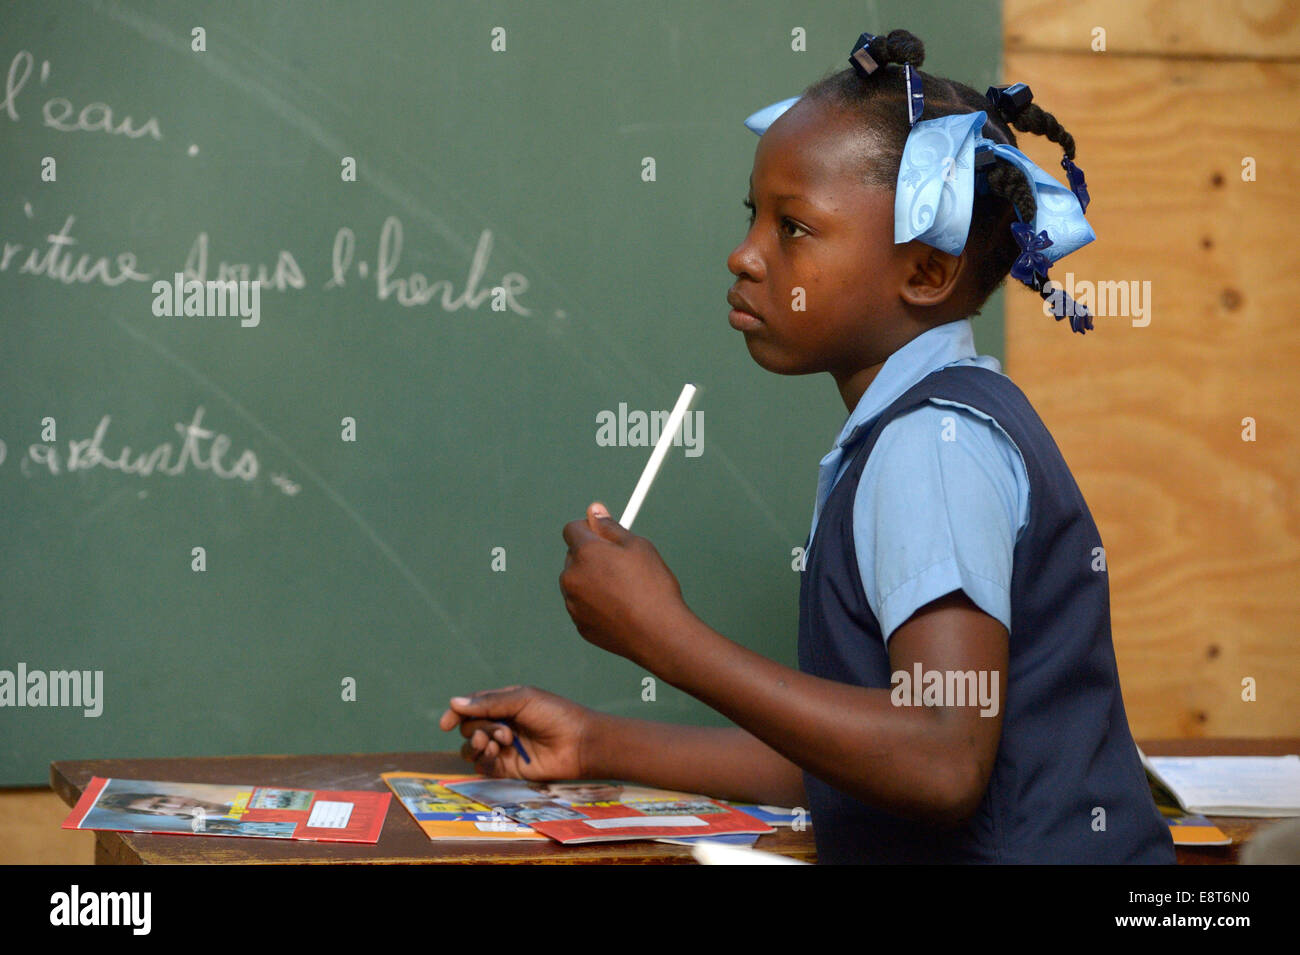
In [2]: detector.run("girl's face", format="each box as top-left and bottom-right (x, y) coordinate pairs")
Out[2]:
(727, 100), (919, 385)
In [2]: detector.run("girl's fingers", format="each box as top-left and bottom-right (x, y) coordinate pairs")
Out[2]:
(445, 687), (529, 722)
(461, 732), (511, 773)
(457, 718), (515, 742)
(471, 728), (502, 758)
(467, 729), (493, 756)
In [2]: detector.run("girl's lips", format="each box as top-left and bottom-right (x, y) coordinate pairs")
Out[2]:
(729, 308), (763, 331)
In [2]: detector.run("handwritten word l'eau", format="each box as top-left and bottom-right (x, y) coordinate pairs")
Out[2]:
(3, 50), (162, 139)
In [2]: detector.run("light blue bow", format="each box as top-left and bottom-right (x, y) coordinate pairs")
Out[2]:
(742, 100), (1095, 261)
(742, 96), (802, 136)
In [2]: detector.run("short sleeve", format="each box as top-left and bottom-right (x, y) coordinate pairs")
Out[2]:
(852, 400), (1029, 645)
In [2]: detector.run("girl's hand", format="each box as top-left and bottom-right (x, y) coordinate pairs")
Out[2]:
(438, 685), (592, 780)
(559, 502), (694, 666)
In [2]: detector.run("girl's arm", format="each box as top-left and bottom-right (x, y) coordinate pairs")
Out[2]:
(441, 687), (808, 807)
(561, 513), (1008, 827)
(651, 590), (1007, 826)
(584, 718), (809, 808)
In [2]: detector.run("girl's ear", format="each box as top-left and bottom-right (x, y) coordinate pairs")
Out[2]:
(899, 243), (965, 308)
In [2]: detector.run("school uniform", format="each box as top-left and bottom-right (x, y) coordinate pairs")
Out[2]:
(798, 318), (1175, 864)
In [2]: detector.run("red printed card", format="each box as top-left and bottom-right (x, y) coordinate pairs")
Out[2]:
(63, 777), (390, 843)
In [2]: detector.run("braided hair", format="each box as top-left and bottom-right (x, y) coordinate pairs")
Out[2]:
(800, 29), (1084, 319)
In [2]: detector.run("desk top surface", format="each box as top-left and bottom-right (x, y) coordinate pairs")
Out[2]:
(50, 750), (816, 864)
(51, 738), (1298, 864)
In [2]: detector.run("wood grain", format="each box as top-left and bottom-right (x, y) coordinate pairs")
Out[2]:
(1000, 47), (1300, 737)
(0, 788), (94, 864)
(1006, 0), (1300, 59)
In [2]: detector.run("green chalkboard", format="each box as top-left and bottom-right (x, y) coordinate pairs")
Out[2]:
(0, 0), (1003, 785)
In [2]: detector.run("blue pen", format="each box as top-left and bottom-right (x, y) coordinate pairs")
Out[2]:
(501, 723), (531, 764)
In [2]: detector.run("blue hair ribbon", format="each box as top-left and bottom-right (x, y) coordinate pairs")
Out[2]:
(742, 90), (1097, 331)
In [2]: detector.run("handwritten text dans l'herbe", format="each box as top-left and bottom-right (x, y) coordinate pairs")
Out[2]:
(2, 212), (532, 315)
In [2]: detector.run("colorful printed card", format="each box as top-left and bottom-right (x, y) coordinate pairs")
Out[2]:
(1164, 811), (1232, 847)
(382, 772), (545, 840)
(63, 777), (390, 843)
(727, 803), (810, 828)
(445, 778), (775, 845)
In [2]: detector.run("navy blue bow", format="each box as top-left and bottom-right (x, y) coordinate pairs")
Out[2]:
(1010, 222), (1052, 285)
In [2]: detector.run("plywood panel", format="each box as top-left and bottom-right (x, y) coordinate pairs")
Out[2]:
(1007, 0), (1300, 59)
(0, 789), (93, 864)
(1001, 50), (1300, 737)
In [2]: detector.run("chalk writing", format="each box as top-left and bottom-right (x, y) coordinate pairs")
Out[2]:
(13, 407), (298, 494)
(327, 217), (532, 314)
(1, 214), (150, 287)
(184, 232), (305, 293)
(2, 210), (535, 315)
(3, 50), (162, 139)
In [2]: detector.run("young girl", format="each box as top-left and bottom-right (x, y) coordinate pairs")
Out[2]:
(439, 29), (1175, 864)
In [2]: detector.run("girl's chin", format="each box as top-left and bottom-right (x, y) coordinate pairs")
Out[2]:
(742, 338), (815, 376)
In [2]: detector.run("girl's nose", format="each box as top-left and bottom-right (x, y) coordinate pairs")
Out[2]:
(727, 237), (763, 280)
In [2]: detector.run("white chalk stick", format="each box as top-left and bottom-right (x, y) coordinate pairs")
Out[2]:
(618, 383), (697, 530)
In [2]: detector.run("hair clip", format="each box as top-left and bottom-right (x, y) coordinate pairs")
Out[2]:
(1066, 299), (1094, 333)
(985, 83), (1033, 119)
(1047, 285), (1094, 333)
(1060, 157), (1091, 213)
(973, 144), (996, 197)
(848, 33), (880, 77)
(904, 63), (924, 125)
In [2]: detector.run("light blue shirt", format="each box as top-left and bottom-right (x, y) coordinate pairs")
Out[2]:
(805, 319), (1030, 645)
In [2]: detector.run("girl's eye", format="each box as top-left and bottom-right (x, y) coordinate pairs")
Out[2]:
(742, 199), (808, 238)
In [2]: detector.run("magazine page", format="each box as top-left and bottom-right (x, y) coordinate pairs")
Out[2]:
(382, 772), (545, 840)
(62, 777), (390, 844)
(654, 832), (762, 847)
(1164, 812), (1232, 847)
(726, 803), (809, 827)
(445, 778), (774, 845)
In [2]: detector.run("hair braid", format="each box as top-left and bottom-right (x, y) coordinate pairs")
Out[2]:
(799, 28), (1088, 322)
(862, 29), (925, 70)
(984, 161), (1036, 225)
(1004, 103), (1077, 161)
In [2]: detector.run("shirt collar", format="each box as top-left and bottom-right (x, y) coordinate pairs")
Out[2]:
(830, 318), (982, 452)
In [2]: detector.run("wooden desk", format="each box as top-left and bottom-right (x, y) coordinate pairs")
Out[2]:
(1138, 737), (1298, 865)
(50, 751), (816, 865)
(51, 738), (1296, 865)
